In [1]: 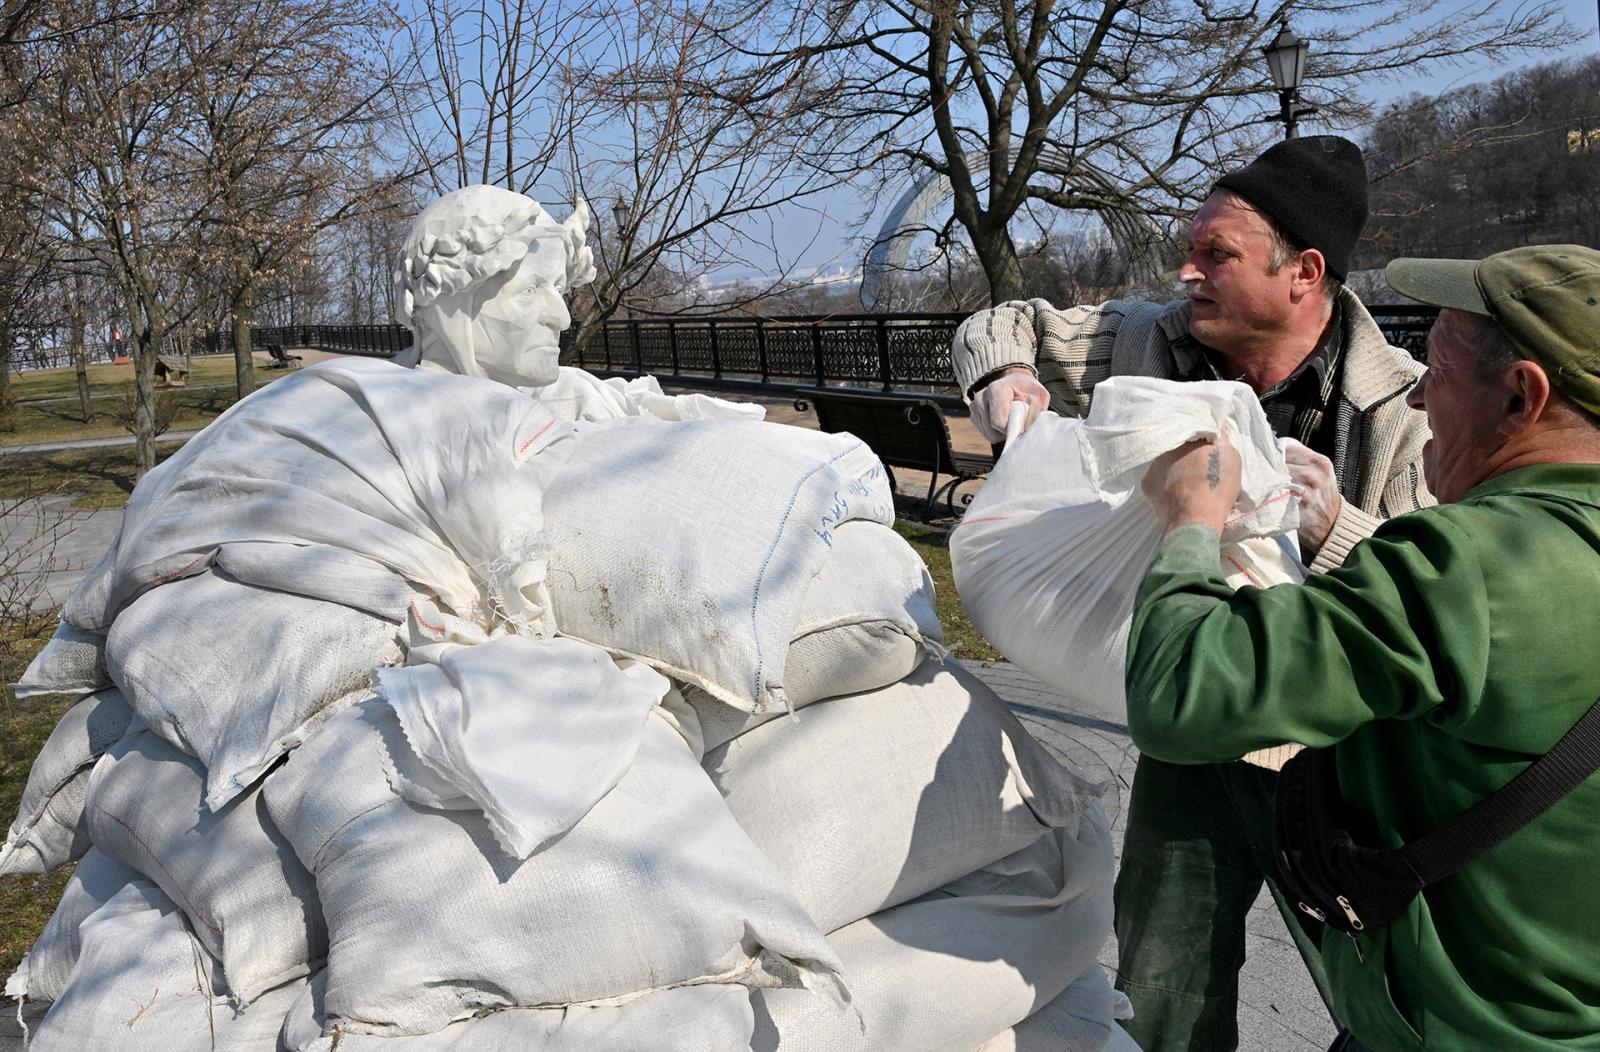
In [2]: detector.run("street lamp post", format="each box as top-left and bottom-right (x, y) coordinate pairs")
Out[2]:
(612, 198), (633, 320)
(1261, 21), (1310, 140)
(611, 197), (641, 369)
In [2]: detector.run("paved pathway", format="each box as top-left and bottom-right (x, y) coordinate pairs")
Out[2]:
(0, 430), (202, 457)
(0, 497), (123, 612)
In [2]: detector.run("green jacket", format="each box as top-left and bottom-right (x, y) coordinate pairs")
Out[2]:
(1125, 464), (1600, 1050)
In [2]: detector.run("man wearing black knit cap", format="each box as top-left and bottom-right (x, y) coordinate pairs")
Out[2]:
(949, 136), (1433, 1051)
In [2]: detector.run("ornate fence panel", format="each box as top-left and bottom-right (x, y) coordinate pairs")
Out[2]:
(571, 313), (971, 402)
(203, 325), (413, 358)
(184, 305), (1438, 402)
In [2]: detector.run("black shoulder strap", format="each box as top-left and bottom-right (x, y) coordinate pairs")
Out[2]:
(1400, 696), (1600, 885)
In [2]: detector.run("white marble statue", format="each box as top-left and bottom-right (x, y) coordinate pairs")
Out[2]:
(393, 185), (596, 387)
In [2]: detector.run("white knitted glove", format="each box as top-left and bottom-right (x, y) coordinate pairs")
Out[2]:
(970, 370), (1050, 444)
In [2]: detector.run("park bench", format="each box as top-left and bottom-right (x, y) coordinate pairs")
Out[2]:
(795, 389), (994, 522)
(264, 343), (303, 369)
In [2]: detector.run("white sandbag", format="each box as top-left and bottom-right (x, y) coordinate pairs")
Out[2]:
(782, 520), (944, 707)
(26, 879), (305, 1052)
(5, 849), (138, 1003)
(705, 657), (1099, 932)
(282, 970), (755, 1052)
(0, 688), (132, 876)
(63, 357), (570, 636)
(690, 520), (946, 750)
(976, 966), (1134, 1052)
(85, 728), (325, 1004)
(376, 633), (670, 858)
(533, 367), (765, 423)
(214, 541), (423, 622)
(543, 417), (895, 713)
(12, 622), (109, 699)
(951, 376), (1304, 720)
(264, 698), (845, 1038)
(752, 810), (1115, 1052)
(106, 570), (401, 808)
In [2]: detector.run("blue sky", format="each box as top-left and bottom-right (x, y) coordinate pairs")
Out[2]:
(757, 0), (1600, 285)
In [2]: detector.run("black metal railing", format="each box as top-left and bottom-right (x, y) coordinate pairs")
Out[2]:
(201, 325), (412, 358)
(569, 312), (968, 403)
(1366, 304), (1439, 362)
(182, 303), (1440, 399)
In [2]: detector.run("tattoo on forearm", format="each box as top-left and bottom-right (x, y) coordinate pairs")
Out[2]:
(1206, 449), (1221, 489)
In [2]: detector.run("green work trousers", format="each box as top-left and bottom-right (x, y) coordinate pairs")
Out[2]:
(1113, 754), (1337, 1051)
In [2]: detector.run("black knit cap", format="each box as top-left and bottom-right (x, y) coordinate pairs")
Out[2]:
(1213, 135), (1369, 281)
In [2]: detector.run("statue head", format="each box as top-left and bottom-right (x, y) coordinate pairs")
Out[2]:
(394, 185), (596, 387)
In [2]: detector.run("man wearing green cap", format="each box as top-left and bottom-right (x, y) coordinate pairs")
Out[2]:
(951, 136), (1432, 1050)
(1129, 244), (1600, 1050)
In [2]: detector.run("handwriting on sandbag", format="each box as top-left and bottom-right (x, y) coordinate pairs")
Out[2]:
(814, 467), (891, 547)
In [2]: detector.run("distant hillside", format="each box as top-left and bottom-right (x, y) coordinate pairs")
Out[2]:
(1357, 55), (1600, 267)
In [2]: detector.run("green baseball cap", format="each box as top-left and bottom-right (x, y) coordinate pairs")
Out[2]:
(1386, 244), (1600, 417)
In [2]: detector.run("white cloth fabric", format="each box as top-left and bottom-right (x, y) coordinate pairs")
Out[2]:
(64, 358), (570, 637)
(976, 966), (1135, 1052)
(531, 367), (765, 424)
(376, 630), (670, 858)
(951, 376), (1304, 720)
(542, 416), (895, 712)
(705, 658), (1100, 933)
(0, 689), (132, 876)
(5, 849), (138, 1003)
(85, 728), (324, 1004)
(264, 698), (845, 1039)
(282, 970), (756, 1052)
(751, 810), (1116, 1052)
(24, 880), (305, 1052)
(12, 622), (109, 699)
(106, 570), (401, 810)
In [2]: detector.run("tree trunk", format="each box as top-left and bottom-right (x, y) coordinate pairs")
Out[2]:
(231, 280), (256, 398)
(128, 298), (162, 480)
(0, 309), (14, 432)
(971, 223), (1027, 305)
(72, 269), (92, 422)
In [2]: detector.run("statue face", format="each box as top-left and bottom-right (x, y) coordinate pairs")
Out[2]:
(420, 234), (571, 388)
(399, 186), (596, 387)
(465, 235), (572, 388)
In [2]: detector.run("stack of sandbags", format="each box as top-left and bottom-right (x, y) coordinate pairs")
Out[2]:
(4, 362), (1123, 1050)
(691, 658), (1124, 1051)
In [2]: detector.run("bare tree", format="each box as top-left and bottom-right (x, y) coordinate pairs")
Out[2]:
(391, 0), (859, 345)
(390, 0), (599, 196)
(1360, 55), (1600, 266)
(183, 0), (404, 398)
(4, 0), (403, 475)
(10, 0), (225, 475)
(702, 0), (1571, 305)
(558, 2), (858, 341)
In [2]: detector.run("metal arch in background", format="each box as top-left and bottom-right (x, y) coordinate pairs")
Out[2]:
(860, 148), (1169, 311)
